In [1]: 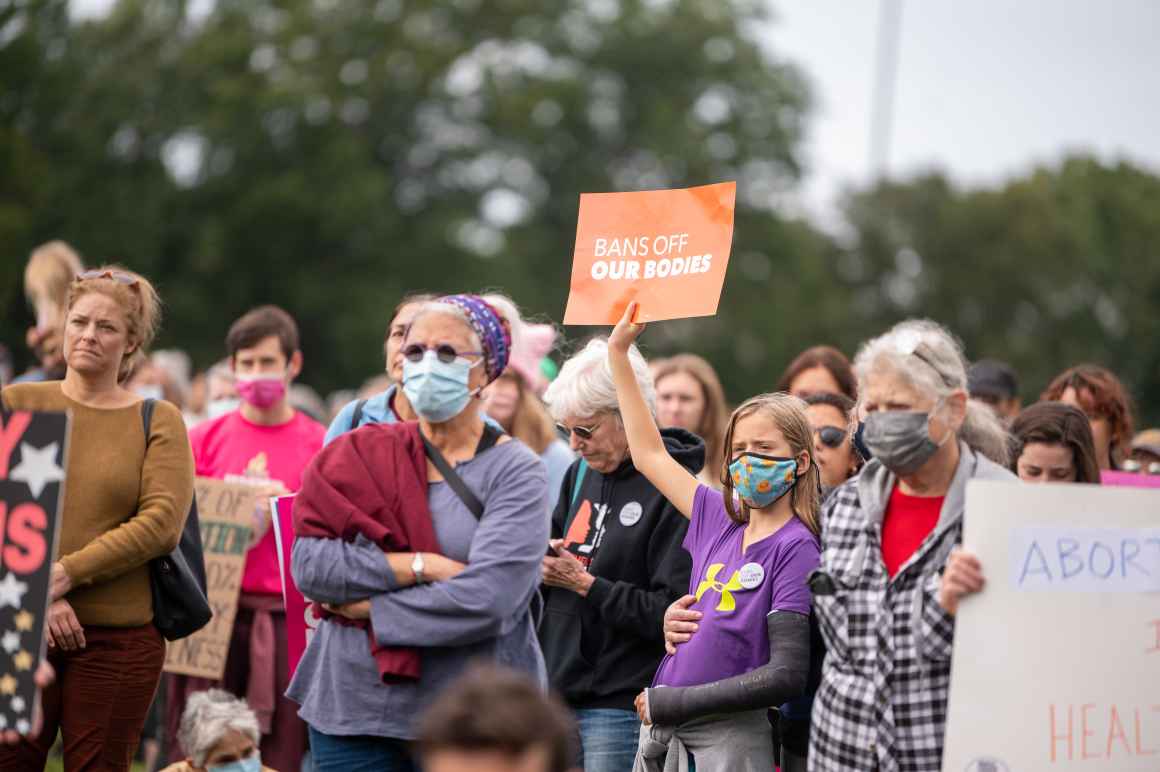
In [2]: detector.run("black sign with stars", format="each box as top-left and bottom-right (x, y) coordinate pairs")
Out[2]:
(0, 409), (68, 735)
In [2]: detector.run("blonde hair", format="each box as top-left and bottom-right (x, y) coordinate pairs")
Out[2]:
(25, 241), (83, 328)
(721, 392), (821, 535)
(67, 265), (162, 383)
(653, 354), (730, 477)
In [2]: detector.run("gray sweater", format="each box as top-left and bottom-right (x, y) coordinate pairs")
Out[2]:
(285, 439), (549, 739)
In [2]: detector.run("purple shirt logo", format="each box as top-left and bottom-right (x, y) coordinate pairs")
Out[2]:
(695, 563), (747, 612)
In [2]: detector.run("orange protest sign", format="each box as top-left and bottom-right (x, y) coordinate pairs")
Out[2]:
(562, 181), (736, 325)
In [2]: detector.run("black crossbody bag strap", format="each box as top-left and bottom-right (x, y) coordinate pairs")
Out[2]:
(423, 437), (485, 520)
(349, 399), (367, 431)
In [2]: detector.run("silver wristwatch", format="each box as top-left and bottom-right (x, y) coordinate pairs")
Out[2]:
(411, 552), (426, 583)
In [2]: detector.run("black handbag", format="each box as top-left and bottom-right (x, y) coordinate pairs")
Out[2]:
(142, 399), (213, 641)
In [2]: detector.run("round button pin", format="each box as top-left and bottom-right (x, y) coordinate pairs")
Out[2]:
(619, 501), (643, 527)
(738, 562), (765, 589)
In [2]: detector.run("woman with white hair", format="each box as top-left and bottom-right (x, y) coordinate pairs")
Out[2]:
(538, 338), (701, 772)
(808, 319), (1015, 771)
(162, 689), (275, 772)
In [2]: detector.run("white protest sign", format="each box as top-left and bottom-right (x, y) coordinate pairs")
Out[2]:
(943, 480), (1160, 771)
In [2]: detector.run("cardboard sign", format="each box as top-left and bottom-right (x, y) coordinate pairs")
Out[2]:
(0, 410), (68, 735)
(163, 478), (253, 680)
(269, 495), (318, 678)
(943, 480), (1160, 771)
(562, 181), (736, 325)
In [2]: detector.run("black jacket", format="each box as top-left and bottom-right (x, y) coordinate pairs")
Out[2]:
(539, 428), (704, 710)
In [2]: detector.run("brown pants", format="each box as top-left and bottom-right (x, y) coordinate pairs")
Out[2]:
(166, 604), (306, 771)
(0, 624), (165, 771)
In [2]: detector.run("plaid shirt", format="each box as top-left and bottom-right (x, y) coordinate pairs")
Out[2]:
(808, 444), (1015, 772)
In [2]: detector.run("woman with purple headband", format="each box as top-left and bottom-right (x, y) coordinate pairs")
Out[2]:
(288, 294), (551, 771)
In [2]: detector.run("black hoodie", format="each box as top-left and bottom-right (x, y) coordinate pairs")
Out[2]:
(539, 427), (705, 711)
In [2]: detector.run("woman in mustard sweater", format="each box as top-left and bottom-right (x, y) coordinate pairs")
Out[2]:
(0, 266), (194, 771)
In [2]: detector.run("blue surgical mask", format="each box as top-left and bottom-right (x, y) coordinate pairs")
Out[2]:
(729, 452), (799, 508)
(209, 752), (261, 772)
(402, 350), (481, 423)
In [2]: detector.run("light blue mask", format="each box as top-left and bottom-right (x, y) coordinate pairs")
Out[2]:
(209, 753), (261, 772)
(402, 350), (480, 422)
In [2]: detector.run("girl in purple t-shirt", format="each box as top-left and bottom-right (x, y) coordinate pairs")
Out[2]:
(606, 304), (822, 772)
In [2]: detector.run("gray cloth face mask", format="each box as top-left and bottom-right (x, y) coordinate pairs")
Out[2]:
(862, 409), (946, 475)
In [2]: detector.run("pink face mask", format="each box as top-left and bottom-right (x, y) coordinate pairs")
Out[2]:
(236, 375), (287, 409)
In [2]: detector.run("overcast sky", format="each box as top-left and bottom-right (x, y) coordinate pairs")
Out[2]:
(767, 0), (1160, 225)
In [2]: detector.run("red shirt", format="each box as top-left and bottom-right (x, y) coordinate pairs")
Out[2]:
(189, 409), (326, 595)
(880, 485), (945, 577)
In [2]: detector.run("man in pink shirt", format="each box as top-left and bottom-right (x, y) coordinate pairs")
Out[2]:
(166, 306), (325, 772)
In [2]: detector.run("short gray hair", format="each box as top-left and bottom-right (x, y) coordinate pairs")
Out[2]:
(544, 337), (655, 421)
(854, 319), (1010, 466)
(178, 689), (260, 767)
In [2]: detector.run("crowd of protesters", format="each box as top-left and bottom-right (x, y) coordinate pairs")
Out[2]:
(1, 238), (1156, 772)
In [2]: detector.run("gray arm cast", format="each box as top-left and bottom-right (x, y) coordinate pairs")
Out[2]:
(647, 610), (811, 726)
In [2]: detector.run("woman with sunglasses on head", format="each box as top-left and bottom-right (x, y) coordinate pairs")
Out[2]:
(0, 267), (194, 771)
(810, 319), (1014, 772)
(538, 333), (701, 772)
(288, 294), (550, 771)
(599, 306), (820, 772)
(802, 392), (863, 499)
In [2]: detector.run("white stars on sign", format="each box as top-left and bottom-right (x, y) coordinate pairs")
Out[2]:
(0, 574), (28, 610)
(0, 631), (19, 655)
(8, 441), (64, 498)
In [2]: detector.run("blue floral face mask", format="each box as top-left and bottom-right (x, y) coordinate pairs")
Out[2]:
(729, 452), (799, 508)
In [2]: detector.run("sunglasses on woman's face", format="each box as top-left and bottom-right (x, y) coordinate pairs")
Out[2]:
(557, 420), (602, 441)
(402, 343), (481, 364)
(816, 425), (847, 449)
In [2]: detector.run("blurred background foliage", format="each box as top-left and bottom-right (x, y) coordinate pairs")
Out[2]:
(2, 0), (1157, 424)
